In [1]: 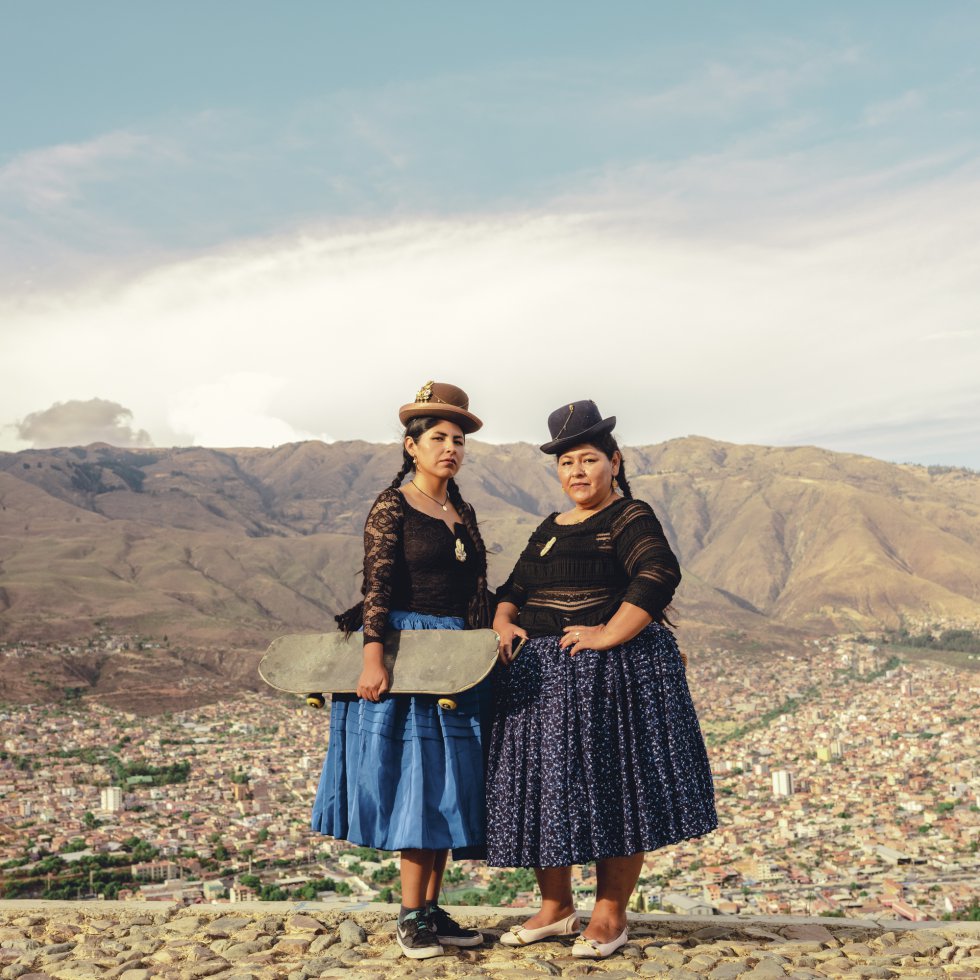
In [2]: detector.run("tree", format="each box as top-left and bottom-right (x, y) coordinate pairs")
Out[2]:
(82, 811), (97, 830)
(123, 838), (159, 863)
(371, 862), (398, 884)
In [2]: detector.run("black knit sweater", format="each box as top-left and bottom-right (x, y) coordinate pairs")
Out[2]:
(497, 497), (681, 638)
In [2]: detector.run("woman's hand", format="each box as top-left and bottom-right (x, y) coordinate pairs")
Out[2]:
(560, 624), (613, 657)
(495, 620), (529, 665)
(561, 604), (654, 657)
(357, 643), (389, 701)
(357, 662), (389, 701)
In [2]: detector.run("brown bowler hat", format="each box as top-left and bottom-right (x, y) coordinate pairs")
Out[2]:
(398, 380), (483, 434)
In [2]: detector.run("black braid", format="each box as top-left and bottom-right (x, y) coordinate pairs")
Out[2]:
(616, 457), (634, 499)
(389, 454), (414, 490)
(447, 478), (493, 629)
(592, 432), (633, 499)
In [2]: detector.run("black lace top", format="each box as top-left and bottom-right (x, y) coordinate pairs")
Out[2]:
(497, 497), (681, 638)
(361, 487), (479, 645)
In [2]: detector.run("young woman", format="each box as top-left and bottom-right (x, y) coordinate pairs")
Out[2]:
(487, 399), (717, 959)
(311, 381), (493, 959)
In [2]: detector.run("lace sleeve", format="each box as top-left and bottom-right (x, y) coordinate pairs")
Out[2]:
(612, 500), (681, 619)
(361, 488), (405, 645)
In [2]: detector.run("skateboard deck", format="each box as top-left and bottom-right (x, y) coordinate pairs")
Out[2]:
(259, 628), (499, 703)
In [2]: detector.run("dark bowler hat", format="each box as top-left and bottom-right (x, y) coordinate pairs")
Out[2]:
(540, 399), (617, 455)
(398, 380), (483, 434)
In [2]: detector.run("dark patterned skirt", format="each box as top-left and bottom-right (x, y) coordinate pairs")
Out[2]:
(486, 623), (717, 868)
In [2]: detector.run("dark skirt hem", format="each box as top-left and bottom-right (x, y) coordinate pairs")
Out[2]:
(486, 825), (718, 869)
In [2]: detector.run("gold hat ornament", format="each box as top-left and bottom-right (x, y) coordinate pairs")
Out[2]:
(398, 381), (483, 434)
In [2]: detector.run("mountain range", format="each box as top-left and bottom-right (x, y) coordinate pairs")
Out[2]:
(1, 437), (978, 708)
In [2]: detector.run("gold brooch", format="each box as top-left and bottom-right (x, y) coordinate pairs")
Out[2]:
(416, 380), (434, 403)
(540, 536), (557, 556)
(455, 538), (467, 562)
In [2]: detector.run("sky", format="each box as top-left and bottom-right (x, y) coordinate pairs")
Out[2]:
(2, 1), (979, 466)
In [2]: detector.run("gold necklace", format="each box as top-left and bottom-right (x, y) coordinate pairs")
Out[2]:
(412, 480), (466, 561)
(411, 480), (449, 512)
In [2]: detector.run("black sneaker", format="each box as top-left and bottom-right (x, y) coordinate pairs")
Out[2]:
(396, 910), (443, 959)
(428, 904), (483, 947)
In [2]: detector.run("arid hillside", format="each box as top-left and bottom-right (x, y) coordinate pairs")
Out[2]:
(1, 437), (978, 660)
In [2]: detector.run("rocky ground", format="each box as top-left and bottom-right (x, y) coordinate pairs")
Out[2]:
(0, 902), (977, 980)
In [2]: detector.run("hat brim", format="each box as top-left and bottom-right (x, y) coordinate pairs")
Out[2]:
(398, 404), (483, 434)
(539, 416), (617, 455)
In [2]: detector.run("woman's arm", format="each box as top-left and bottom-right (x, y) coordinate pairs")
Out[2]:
(493, 600), (529, 664)
(357, 490), (403, 701)
(560, 500), (681, 658)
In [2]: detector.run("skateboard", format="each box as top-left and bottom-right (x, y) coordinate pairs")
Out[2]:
(259, 628), (499, 710)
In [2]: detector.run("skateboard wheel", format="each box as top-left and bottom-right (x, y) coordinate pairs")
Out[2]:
(306, 693), (326, 709)
(437, 697), (458, 711)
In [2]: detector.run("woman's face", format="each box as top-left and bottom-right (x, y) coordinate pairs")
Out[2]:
(406, 420), (466, 481)
(557, 443), (620, 508)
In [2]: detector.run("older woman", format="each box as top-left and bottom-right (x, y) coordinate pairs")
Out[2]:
(487, 400), (716, 959)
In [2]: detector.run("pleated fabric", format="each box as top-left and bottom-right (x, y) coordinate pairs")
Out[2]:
(486, 623), (717, 868)
(310, 610), (488, 852)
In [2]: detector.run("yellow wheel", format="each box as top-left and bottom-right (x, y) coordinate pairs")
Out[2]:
(306, 693), (326, 709)
(437, 697), (458, 711)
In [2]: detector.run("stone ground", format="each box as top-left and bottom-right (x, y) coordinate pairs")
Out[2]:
(0, 902), (977, 980)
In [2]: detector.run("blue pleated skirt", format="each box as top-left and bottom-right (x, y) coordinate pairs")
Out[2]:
(486, 623), (717, 868)
(310, 610), (489, 852)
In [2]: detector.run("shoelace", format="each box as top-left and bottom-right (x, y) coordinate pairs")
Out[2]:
(403, 910), (435, 936)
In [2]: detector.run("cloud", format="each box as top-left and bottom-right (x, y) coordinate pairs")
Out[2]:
(15, 399), (153, 449)
(783, 394), (980, 468)
(0, 131), (154, 208)
(863, 90), (925, 128)
(617, 40), (863, 120)
(168, 373), (332, 448)
(1, 144), (979, 467)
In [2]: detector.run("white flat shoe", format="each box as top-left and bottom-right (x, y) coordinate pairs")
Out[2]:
(572, 928), (629, 959)
(499, 911), (580, 946)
